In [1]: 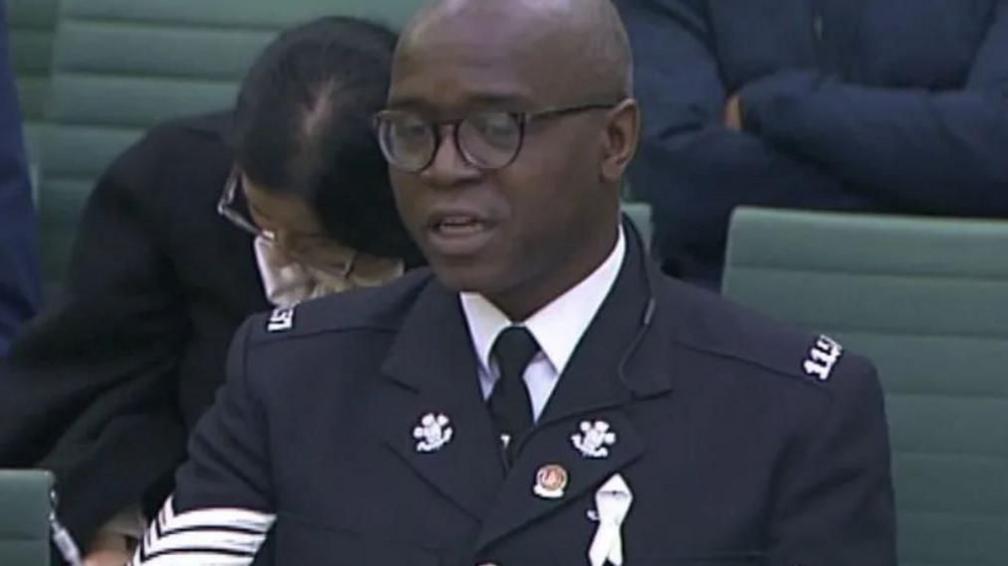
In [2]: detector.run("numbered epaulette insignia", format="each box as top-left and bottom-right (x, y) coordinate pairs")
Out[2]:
(803, 335), (843, 381)
(267, 307), (295, 333)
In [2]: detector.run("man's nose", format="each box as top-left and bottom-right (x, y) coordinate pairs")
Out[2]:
(419, 124), (482, 187)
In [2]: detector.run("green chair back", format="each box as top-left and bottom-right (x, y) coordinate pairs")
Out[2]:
(37, 0), (424, 285)
(0, 469), (53, 566)
(622, 201), (652, 250)
(722, 207), (1008, 566)
(8, 0), (58, 121)
(8, 0), (59, 179)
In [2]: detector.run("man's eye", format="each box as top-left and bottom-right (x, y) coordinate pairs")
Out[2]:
(469, 115), (517, 144)
(394, 121), (430, 141)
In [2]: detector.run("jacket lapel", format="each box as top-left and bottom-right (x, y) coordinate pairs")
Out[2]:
(377, 278), (505, 521)
(473, 409), (646, 552)
(474, 223), (675, 552)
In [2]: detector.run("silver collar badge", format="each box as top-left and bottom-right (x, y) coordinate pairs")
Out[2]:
(414, 413), (454, 453)
(572, 420), (617, 459)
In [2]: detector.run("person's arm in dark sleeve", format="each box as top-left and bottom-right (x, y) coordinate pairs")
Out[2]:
(740, 1), (1008, 215)
(769, 355), (897, 565)
(0, 0), (40, 354)
(614, 0), (859, 282)
(132, 318), (275, 566)
(0, 132), (190, 545)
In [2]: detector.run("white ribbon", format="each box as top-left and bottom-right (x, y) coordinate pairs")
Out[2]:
(588, 473), (634, 566)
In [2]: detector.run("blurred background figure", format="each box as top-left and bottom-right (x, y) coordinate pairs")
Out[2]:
(0, 16), (419, 564)
(616, 0), (1008, 288)
(0, 0), (40, 355)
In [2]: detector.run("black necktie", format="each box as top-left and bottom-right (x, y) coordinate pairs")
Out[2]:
(488, 326), (539, 465)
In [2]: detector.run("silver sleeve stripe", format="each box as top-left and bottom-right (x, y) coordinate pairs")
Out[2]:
(130, 551), (256, 566)
(130, 496), (276, 565)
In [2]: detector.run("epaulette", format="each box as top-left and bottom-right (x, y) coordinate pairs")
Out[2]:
(667, 281), (856, 388)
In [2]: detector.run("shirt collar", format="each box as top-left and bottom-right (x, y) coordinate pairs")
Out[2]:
(460, 225), (626, 376)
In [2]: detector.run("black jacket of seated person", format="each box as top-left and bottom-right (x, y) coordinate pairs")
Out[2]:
(0, 112), (273, 547)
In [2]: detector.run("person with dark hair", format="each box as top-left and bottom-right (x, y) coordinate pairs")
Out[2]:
(132, 1), (894, 564)
(0, 16), (417, 565)
(615, 0), (1008, 288)
(0, 0), (40, 356)
(230, 16), (421, 306)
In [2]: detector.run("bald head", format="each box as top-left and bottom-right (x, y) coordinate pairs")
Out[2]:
(386, 0), (641, 318)
(399, 0), (633, 101)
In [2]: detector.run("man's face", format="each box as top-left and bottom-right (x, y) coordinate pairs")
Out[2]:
(387, 19), (621, 316)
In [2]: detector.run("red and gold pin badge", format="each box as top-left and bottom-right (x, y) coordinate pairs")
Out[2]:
(533, 464), (569, 499)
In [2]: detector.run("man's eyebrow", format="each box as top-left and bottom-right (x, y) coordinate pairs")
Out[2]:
(385, 92), (537, 113)
(383, 96), (432, 112)
(466, 93), (537, 109)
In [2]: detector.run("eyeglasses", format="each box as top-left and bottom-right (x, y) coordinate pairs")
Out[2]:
(373, 101), (622, 173)
(217, 170), (276, 242)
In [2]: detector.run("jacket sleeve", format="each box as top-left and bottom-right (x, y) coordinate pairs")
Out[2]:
(0, 132), (190, 544)
(132, 318), (274, 566)
(768, 355), (897, 565)
(614, 0), (860, 278)
(0, 3), (40, 354)
(740, 1), (1008, 215)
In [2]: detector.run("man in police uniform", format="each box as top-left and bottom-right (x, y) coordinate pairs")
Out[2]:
(131, 0), (896, 564)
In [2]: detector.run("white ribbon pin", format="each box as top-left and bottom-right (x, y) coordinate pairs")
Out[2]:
(588, 473), (633, 566)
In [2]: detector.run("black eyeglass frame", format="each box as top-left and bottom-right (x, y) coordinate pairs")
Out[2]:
(373, 101), (624, 173)
(216, 169), (277, 242)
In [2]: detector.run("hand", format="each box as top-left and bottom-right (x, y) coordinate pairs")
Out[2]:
(83, 531), (133, 566)
(83, 549), (132, 566)
(724, 94), (744, 131)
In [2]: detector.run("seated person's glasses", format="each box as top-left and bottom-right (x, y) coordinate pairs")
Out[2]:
(216, 170), (275, 241)
(373, 102), (621, 173)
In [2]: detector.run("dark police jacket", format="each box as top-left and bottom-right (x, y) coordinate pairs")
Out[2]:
(616, 0), (1008, 286)
(144, 229), (895, 565)
(0, 112), (270, 546)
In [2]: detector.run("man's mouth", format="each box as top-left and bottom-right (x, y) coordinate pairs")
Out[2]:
(433, 215), (487, 236)
(425, 213), (496, 256)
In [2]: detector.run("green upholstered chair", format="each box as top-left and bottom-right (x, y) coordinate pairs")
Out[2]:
(622, 201), (652, 250)
(722, 207), (1008, 566)
(8, 0), (59, 188)
(36, 0), (424, 286)
(0, 470), (53, 566)
(7, 0), (58, 121)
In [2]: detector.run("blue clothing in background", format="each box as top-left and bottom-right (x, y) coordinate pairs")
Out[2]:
(617, 0), (1008, 287)
(0, 0), (40, 355)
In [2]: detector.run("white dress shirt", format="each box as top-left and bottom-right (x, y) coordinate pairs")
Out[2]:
(460, 226), (626, 421)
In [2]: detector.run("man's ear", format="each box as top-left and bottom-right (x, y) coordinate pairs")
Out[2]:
(600, 98), (640, 183)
